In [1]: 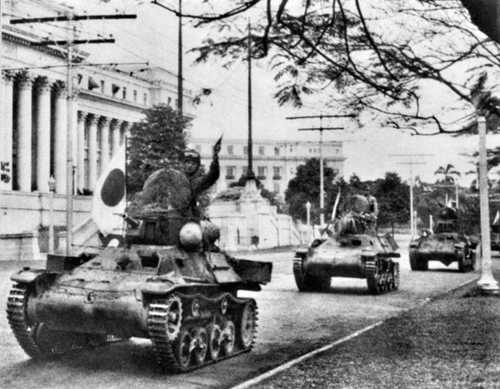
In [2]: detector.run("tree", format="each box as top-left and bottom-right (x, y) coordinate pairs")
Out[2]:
(285, 158), (339, 223)
(434, 164), (461, 185)
(373, 172), (410, 226)
(127, 104), (191, 195)
(157, 0), (500, 135)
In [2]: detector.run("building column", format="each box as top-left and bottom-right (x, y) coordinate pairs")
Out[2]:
(0, 71), (14, 190)
(99, 116), (110, 173)
(76, 111), (86, 193)
(53, 81), (67, 194)
(16, 73), (33, 192)
(88, 114), (98, 191)
(120, 121), (130, 145)
(112, 119), (122, 156)
(35, 77), (51, 192)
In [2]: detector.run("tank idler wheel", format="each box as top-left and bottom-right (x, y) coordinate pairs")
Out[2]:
(191, 327), (208, 365)
(239, 301), (258, 350)
(207, 324), (222, 361)
(174, 328), (193, 370)
(221, 320), (236, 356)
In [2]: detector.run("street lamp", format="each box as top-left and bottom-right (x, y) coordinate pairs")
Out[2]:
(48, 175), (56, 254)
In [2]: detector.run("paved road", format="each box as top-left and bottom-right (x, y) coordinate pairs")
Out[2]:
(0, 240), (478, 389)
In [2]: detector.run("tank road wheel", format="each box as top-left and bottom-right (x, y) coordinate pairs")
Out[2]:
(239, 301), (258, 350)
(191, 327), (208, 366)
(207, 324), (222, 361)
(173, 328), (193, 371)
(221, 320), (236, 356)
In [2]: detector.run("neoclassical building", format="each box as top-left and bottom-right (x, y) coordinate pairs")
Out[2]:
(191, 138), (345, 199)
(0, 2), (191, 257)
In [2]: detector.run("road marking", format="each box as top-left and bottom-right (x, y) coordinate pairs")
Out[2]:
(231, 276), (478, 389)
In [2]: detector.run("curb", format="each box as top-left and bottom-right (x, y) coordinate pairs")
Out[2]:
(230, 275), (479, 389)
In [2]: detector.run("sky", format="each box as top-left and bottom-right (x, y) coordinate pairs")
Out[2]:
(39, 0), (500, 185)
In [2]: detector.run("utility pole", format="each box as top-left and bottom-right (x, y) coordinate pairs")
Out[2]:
(151, 0), (184, 117)
(287, 114), (354, 226)
(390, 153), (433, 237)
(177, 0), (183, 116)
(247, 21), (255, 179)
(476, 115), (499, 294)
(11, 12), (136, 256)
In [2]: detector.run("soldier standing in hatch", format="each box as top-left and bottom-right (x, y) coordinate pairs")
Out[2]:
(136, 137), (222, 218)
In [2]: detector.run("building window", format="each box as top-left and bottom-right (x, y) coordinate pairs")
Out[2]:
(227, 145), (234, 155)
(257, 166), (266, 179)
(274, 147), (280, 156)
(195, 145), (201, 153)
(242, 166), (248, 176)
(133, 90), (138, 102)
(112, 83), (120, 97)
(143, 93), (148, 105)
(273, 166), (281, 180)
(258, 146), (265, 155)
(100, 80), (105, 93)
(243, 146), (248, 155)
(273, 182), (280, 193)
(225, 166), (235, 180)
(167, 96), (172, 106)
(122, 87), (127, 100)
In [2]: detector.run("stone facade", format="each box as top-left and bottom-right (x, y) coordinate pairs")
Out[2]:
(208, 180), (306, 251)
(0, 2), (190, 258)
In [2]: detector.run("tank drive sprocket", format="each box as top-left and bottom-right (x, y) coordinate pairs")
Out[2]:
(6, 283), (106, 358)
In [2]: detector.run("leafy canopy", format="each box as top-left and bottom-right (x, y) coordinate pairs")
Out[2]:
(127, 104), (191, 195)
(157, 0), (500, 135)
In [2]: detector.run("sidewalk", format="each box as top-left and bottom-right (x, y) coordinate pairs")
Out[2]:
(253, 262), (500, 389)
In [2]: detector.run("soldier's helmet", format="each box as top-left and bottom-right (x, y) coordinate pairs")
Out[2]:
(183, 148), (201, 175)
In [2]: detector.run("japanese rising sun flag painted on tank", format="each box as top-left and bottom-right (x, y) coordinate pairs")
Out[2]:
(92, 144), (126, 235)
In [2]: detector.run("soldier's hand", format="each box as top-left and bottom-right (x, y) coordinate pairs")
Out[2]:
(213, 136), (222, 156)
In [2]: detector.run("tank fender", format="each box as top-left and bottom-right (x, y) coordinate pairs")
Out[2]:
(361, 248), (376, 258)
(10, 268), (47, 284)
(454, 242), (465, 250)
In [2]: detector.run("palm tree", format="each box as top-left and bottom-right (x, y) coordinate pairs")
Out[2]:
(434, 164), (461, 185)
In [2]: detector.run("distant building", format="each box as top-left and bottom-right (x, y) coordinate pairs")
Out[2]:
(191, 138), (345, 199)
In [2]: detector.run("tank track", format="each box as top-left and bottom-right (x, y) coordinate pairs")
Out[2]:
(365, 258), (399, 295)
(6, 283), (111, 358)
(293, 256), (330, 292)
(148, 291), (258, 373)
